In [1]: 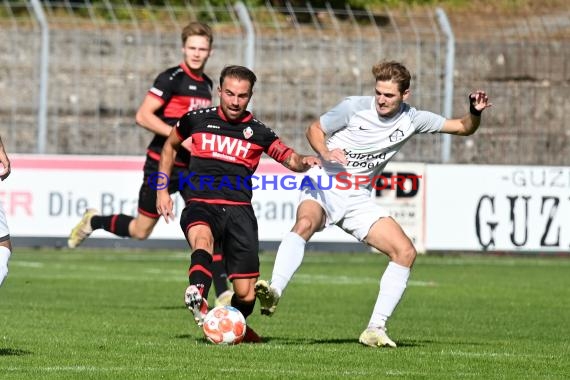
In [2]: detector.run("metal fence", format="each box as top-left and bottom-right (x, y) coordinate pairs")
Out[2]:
(1, 1), (569, 165)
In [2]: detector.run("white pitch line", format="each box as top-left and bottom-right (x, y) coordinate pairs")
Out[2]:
(443, 350), (560, 359)
(9, 261), (44, 268)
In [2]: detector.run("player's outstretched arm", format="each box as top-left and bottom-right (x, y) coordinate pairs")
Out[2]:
(440, 90), (492, 136)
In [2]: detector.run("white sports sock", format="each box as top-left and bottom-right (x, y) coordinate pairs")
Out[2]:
(368, 261), (410, 329)
(0, 246), (11, 286)
(270, 232), (306, 296)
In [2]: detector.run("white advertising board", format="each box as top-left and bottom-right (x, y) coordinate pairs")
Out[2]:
(0, 155), (360, 243)
(426, 165), (570, 252)
(1, 155), (181, 239)
(372, 162), (426, 252)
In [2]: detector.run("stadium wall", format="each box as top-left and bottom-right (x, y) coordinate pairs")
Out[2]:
(1, 2), (569, 165)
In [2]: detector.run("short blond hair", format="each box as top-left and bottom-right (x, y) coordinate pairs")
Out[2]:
(181, 21), (213, 46)
(371, 61), (411, 94)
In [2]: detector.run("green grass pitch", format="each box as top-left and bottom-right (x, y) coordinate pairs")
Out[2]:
(1, 249), (569, 379)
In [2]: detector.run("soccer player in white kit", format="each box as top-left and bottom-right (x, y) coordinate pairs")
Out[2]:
(0, 134), (13, 286)
(255, 60), (492, 347)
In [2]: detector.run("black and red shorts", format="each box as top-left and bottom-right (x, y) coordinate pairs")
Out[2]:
(180, 201), (259, 281)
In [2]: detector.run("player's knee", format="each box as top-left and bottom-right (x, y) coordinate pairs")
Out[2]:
(393, 244), (416, 267)
(233, 288), (255, 303)
(292, 216), (318, 237)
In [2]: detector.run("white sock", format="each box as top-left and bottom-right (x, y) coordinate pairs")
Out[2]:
(368, 261), (410, 329)
(270, 232), (306, 296)
(0, 246), (11, 286)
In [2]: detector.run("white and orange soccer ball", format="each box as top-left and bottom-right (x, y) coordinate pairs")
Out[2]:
(202, 305), (246, 345)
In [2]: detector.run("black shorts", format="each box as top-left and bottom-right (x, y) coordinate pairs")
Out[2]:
(138, 155), (191, 218)
(180, 202), (259, 281)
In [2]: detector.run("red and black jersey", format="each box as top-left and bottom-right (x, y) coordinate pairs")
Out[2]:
(145, 63), (213, 165)
(174, 106), (294, 204)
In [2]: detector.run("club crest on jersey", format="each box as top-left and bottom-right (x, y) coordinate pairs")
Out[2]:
(243, 127), (253, 139)
(389, 129), (405, 142)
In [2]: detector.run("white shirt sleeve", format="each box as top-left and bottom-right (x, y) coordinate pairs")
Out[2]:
(412, 109), (446, 133)
(319, 97), (359, 135)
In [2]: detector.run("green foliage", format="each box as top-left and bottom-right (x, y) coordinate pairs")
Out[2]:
(99, 0), (469, 8)
(2, 249), (569, 378)
(6, 0), (561, 23)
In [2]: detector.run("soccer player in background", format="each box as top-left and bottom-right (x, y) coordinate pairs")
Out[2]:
(67, 22), (233, 306)
(156, 65), (320, 342)
(255, 60), (492, 347)
(0, 134), (13, 286)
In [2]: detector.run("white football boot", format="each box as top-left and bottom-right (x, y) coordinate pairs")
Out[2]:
(254, 280), (280, 316)
(184, 285), (209, 326)
(68, 208), (99, 248)
(358, 327), (397, 348)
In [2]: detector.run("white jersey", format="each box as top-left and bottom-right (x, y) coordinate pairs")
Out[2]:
(318, 96), (445, 191)
(0, 203), (9, 239)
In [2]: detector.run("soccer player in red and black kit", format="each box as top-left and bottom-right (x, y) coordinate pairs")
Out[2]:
(68, 22), (232, 306)
(156, 65), (321, 342)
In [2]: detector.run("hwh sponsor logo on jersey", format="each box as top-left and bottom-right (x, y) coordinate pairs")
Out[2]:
(201, 134), (251, 158)
(188, 98), (212, 111)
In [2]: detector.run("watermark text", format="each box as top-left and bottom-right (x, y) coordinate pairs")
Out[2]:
(148, 171), (422, 192)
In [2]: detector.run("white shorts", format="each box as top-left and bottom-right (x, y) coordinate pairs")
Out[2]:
(298, 168), (389, 241)
(0, 203), (9, 241)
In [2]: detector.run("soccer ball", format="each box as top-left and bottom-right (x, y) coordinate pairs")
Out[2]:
(202, 305), (246, 345)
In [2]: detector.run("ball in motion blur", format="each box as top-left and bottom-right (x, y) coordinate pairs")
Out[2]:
(202, 305), (246, 345)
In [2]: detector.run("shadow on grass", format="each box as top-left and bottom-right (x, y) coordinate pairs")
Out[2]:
(265, 337), (487, 347)
(176, 334), (195, 339)
(174, 334), (488, 348)
(396, 339), (489, 347)
(175, 334), (362, 345)
(159, 305), (186, 310)
(0, 348), (32, 356)
(265, 337), (359, 345)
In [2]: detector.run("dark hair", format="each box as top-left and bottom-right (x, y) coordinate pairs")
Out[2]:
(219, 65), (257, 91)
(371, 61), (411, 93)
(181, 21), (213, 46)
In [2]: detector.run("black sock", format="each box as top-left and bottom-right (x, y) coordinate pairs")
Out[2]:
(211, 253), (229, 297)
(188, 249), (213, 299)
(90, 214), (133, 237)
(230, 293), (255, 319)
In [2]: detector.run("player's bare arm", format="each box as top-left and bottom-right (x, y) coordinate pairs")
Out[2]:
(135, 95), (175, 137)
(156, 130), (182, 222)
(440, 90), (492, 136)
(0, 136), (11, 181)
(282, 152), (321, 172)
(306, 120), (347, 164)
